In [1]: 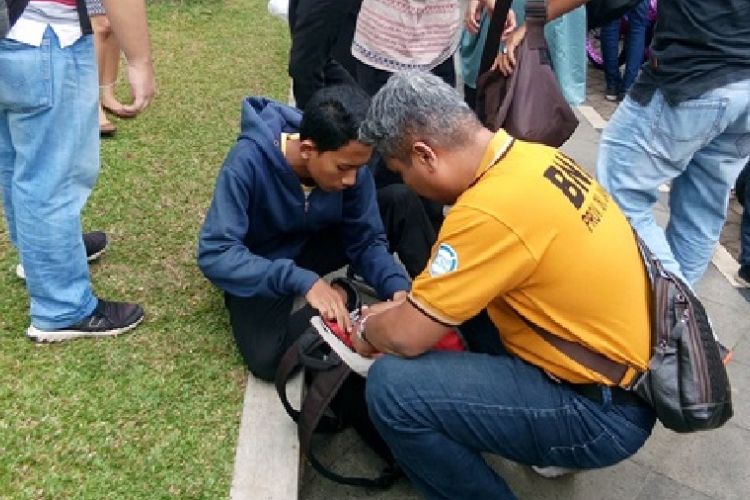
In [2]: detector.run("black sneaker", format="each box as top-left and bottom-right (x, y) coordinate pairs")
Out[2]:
(26, 299), (144, 343)
(16, 231), (109, 279)
(605, 86), (619, 102)
(737, 264), (750, 287)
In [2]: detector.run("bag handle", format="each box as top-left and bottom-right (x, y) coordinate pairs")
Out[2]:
(299, 364), (400, 488)
(515, 313), (632, 386)
(275, 330), (399, 489)
(478, 0), (514, 77)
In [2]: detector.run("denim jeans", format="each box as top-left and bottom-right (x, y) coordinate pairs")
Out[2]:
(366, 348), (656, 499)
(740, 162), (750, 267)
(600, 0), (649, 92)
(0, 28), (98, 329)
(597, 80), (750, 286)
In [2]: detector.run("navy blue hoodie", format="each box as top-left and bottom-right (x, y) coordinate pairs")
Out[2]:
(197, 97), (410, 300)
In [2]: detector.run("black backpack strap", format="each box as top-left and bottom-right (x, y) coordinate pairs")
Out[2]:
(300, 364), (399, 489)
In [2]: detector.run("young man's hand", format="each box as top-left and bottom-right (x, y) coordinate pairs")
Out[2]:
(305, 279), (352, 332)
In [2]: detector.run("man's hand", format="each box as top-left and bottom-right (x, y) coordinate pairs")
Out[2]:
(122, 60), (156, 115)
(464, 0), (483, 34)
(305, 279), (352, 332)
(492, 23), (527, 76)
(392, 290), (408, 302)
(501, 10), (517, 41)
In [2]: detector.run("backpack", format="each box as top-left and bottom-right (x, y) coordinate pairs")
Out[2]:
(522, 235), (733, 433)
(274, 278), (401, 488)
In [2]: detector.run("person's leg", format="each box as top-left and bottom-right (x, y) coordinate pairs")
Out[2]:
(599, 18), (622, 98)
(225, 227), (350, 380)
(1, 30), (99, 329)
(740, 162), (750, 273)
(621, 0), (649, 92)
(377, 184), (436, 278)
(289, 0), (358, 109)
(329, 0), (362, 77)
(430, 55), (457, 88)
(355, 61), (393, 97)
(0, 109), (15, 250)
(663, 83), (750, 284)
(598, 82), (750, 285)
(367, 350), (656, 499)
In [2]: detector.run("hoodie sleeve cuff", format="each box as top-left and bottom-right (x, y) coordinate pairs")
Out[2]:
(378, 274), (411, 300)
(293, 268), (320, 297)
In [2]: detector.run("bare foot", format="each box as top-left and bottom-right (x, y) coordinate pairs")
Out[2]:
(101, 92), (138, 119)
(99, 104), (116, 137)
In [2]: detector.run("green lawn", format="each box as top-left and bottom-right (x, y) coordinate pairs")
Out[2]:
(0, 1), (290, 497)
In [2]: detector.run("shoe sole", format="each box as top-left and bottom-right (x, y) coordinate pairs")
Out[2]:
(26, 314), (144, 343)
(736, 270), (750, 288)
(15, 244), (107, 280)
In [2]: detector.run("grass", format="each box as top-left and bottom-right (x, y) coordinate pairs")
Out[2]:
(0, 0), (290, 497)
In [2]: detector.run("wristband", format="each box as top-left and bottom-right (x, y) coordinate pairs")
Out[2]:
(356, 313), (377, 345)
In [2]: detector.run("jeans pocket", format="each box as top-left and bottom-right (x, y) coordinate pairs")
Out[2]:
(654, 96), (727, 142)
(0, 39), (52, 112)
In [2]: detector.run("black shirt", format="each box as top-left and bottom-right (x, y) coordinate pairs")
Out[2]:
(630, 0), (750, 106)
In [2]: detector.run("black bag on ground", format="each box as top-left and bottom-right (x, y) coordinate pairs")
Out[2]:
(521, 236), (733, 433)
(275, 279), (400, 489)
(585, 0), (644, 29)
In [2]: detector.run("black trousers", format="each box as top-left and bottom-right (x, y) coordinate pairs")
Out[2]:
(225, 187), (435, 381)
(288, 0), (361, 109)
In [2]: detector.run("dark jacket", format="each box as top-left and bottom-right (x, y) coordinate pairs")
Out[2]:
(197, 97), (410, 300)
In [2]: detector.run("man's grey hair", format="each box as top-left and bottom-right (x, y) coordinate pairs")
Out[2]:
(359, 71), (481, 159)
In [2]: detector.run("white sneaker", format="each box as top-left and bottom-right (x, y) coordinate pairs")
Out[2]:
(15, 263), (25, 280)
(531, 465), (577, 478)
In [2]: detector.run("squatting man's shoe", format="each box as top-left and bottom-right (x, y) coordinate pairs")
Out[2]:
(15, 231), (108, 280)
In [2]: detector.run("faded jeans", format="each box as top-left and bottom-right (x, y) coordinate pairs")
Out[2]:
(597, 81), (750, 285)
(0, 28), (98, 329)
(366, 346), (655, 499)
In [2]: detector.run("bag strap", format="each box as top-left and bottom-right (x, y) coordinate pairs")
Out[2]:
(299, 364), (399, 488)
(478, 0), (514, 77)
(275, 331), (398, 489)
(516, 314), (632, 386)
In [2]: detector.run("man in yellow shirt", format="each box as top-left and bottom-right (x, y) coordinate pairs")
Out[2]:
(353, 71), (656, 498)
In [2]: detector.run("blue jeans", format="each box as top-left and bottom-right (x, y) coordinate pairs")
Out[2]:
(597, 81), (750, 286)
(600, 0), (649, 92)
(740, 162), (750, 267)
(0, 29), (99, 329)
(366, 349), (656, 499)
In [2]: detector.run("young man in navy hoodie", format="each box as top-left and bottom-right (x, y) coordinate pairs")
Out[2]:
(198, 85), (431, 381)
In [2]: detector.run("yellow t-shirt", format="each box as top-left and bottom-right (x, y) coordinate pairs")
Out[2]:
(410, 130), (651, 386)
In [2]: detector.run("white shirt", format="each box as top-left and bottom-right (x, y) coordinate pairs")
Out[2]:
(6, 1), (81, 48)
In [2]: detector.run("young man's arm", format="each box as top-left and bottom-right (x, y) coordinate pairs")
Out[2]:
(197, 148), (320, 299)
(340, 168), (411, 300)
(101, 0), (156, 114)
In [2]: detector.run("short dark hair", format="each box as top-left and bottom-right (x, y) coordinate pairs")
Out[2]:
(299, 85), (371, 153)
